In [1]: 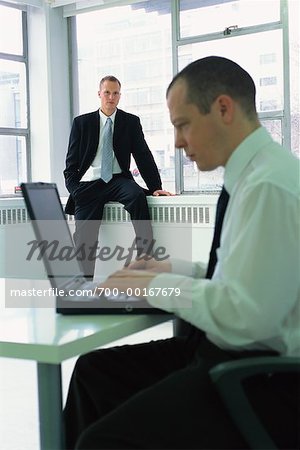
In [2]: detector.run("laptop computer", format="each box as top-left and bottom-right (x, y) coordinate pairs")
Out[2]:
(20, 182), (168, 315)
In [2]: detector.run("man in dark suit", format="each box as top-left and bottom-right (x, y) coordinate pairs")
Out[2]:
(64, 75), (171, 279)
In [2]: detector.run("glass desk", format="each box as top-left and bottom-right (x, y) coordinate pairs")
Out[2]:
(0, 282), (171, 450)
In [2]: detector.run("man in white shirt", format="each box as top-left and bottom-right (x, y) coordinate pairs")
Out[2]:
(64, 57), (299, 450)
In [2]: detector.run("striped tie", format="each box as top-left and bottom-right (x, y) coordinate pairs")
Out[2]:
(101, 117), (113, 183)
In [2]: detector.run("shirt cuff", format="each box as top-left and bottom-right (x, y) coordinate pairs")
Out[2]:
(146, 273), (194, 313)
(171, 258), (207, 278)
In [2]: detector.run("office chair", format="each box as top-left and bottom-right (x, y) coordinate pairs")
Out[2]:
(210, 356), (300, 449)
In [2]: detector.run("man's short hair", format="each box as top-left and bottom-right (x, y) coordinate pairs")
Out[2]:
(167, 56), (257, 119)
(99, 75), (121, 89)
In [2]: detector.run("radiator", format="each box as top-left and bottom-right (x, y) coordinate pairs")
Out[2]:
(0, 195), (218, 279)
(67, 196), (215, 227)
(0, 195), (216, 226)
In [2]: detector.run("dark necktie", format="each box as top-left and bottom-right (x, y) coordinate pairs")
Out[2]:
(174, 186), (230, 338)
(206, 186), (230, 279)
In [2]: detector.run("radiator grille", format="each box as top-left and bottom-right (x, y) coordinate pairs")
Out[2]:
(0, 207), (29, 225)
(0, 203), (212, 226)
(102, 204), (211, 225)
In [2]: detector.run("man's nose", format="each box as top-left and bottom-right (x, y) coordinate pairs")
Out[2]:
(175, 131), (185, 149)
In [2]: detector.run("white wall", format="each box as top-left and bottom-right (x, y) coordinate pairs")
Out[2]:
(27, 3), (71, 195)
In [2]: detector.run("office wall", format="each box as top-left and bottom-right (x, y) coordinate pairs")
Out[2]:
(27, 3), (71, 195)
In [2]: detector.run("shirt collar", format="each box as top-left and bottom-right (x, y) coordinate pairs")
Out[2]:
(99, 108), (117, 125)
(224, 126), (273, 194)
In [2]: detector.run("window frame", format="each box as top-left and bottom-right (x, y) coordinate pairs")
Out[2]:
(0, 1), (31, 197)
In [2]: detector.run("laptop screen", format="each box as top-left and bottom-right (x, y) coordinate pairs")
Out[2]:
(21, 182), (84, 288)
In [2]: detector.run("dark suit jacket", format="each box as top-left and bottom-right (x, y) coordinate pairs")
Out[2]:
(64, 109), (162, 214)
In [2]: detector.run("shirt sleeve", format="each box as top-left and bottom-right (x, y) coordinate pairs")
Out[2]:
(147, 183), (299, 350)
(171, 258), (207, 278)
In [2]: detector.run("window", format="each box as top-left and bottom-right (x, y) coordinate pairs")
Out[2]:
(178, 29), (284, 114)
(261, 119), (282, 145)
(70, 0), (298, 193)
(176, 0), (298, 192)
(260, 77), (277, 87)
(260, 53), (277, 64)
(73, 1), (174, 191)
(0, 2), (29, 196)
(179, 0), (280, 38)
(288, 0), (300, 158)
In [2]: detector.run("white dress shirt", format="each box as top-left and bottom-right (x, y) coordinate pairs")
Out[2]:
(148, 127), (300, 356)
(81, 109), (121, 181)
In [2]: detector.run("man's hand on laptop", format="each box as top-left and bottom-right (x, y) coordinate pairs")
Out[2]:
(98, 269), (156, 299)
(125, 256), (172, 273)
(97, 257), (172, 299)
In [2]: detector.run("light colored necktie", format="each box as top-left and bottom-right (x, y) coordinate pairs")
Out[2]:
(101, 117), (113, 183)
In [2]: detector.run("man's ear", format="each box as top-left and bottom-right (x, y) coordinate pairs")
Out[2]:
(216, 95), (234, 124)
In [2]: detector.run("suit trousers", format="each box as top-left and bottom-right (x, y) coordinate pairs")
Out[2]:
(63, 334), (296, 450)
(73, 176), (153, 278)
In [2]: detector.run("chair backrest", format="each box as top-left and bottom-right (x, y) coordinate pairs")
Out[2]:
(210, 356), (300, 450)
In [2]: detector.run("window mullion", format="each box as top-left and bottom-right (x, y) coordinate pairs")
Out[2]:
(172, 0), (183, 194)
(258, 110), (284, 120)
(22, 8), (31, 181)
(0, 52), (25, 62)
(176, 21), (283, 47)
(281, 0), (291, 150)
(0, 3), (30, 195)
(0, 128), (29, 136)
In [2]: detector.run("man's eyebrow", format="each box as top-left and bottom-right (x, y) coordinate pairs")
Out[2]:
(172, 116), (188, 125)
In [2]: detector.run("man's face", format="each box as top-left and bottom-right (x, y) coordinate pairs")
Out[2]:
(98, 80), (121, 116)
(167, 80), (227, 171)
